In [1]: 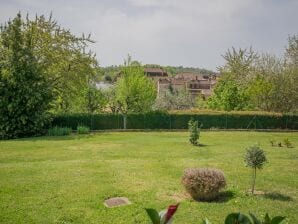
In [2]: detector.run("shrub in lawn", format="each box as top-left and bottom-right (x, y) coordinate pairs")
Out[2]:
(283, 138), (292, 148)
(244, 145), (267, 194)
(48, 126), (72, 136)
(269, 139), (276, 147)
(77, 125), (90, 134)
(181, 168), (226, 201)
(278, 142), (282, 147)
(188, 118), (202, 145)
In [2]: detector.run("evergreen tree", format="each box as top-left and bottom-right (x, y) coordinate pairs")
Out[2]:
(188, 118), (201, 145)
(0, 13), (52, 139)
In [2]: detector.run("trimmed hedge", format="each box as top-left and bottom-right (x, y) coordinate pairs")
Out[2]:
(51, 112), (298, 130)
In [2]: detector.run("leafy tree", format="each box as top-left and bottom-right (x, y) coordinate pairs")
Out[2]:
(208, 47), (257, 111)
(85, 86), (107, 113)
(153, 89), (195, 111)
(0, 13), (52, 139)
(115, 57), (156, 128)
(23, 13), (98, 113)
(253, 52), (298, 112)
(208, 79), (248, 111)
(244, 145), (267, 194)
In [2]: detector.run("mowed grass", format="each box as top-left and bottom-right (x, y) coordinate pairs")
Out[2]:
(0, 131), (297, 223)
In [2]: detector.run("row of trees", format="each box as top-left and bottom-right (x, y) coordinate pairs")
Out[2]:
(208, 36), (298, 112)
(1, 13), (297, 138)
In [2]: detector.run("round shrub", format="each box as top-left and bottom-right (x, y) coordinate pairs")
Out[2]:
(181, 168), (226, 201)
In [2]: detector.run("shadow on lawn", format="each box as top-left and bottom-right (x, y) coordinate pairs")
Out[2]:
(14, 134), (96, 141)
(197, 190), (235, 203)
(214, 190), (235, 203)
(263, 192), (293, 202)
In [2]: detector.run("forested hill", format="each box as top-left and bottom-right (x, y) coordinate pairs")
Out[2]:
(99, 64), (216, 82)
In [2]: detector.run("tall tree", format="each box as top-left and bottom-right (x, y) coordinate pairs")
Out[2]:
(23, 13), (98, 113)
(115, 57), (156, 128)
(208, 47), (257, 111)
(0, 13), (52, 139)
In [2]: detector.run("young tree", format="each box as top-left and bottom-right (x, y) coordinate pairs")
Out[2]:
(207, 79), (248, 111)
(115, 57), (156, 128)
(244, 145), (267, 194)
(0, 14), (52, 139)
(188, 118), (201, 145)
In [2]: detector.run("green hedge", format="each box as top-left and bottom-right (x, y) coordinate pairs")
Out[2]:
(51, 112), (298, 130)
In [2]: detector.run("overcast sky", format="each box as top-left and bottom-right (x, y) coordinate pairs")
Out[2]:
(0, 0), (297, 71)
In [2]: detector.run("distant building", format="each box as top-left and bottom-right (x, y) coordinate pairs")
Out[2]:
(155, 71), (217, 98)
(144, 67), (168, 82)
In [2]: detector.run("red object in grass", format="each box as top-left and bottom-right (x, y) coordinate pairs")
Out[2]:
(165, 203), (180, 223)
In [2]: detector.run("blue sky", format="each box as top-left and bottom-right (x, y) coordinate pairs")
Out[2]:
(0, 0), (297, 70)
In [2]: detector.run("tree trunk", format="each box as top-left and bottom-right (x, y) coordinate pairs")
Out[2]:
(251, 168), (256, 194)
(123, 114), (127, 129)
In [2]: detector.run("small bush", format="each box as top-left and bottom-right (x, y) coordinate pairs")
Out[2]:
(188, 118), (202, 145)
(181, 168), (226, 201)
(283, 138), (292, 148)
(48, 126), (72, 136)
(77, 125), (90, 134)
(269, 139), (276, 147)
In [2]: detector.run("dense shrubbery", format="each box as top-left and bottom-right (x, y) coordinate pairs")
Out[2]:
(48, 126), (72, 136)
(52, 112), (298, 130)
(77, 125), (90, 134)
(181, 168), (226, 201)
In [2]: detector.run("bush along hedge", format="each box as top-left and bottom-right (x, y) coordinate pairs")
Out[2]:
(51, 112), (298, 130)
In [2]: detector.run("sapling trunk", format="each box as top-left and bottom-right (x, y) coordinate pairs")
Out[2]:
(251, 167), (256, 194)
(123, 114), (127, 129)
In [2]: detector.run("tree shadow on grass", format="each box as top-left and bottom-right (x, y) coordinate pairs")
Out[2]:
(214, 190), (235, 203)
(13, 134), (96, 142)
(263, 192), (293, 202)
(196, 190), (235, 204)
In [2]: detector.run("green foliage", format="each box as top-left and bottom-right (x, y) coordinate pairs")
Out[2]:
(283, 138), (292, 148)
(77, 125), (90, 134)
(188, 118), (200, 145)
(244, 145), (267, 194)
(0, 13), (52, 139)
(115, 57), (156, 114)
(208, 79), (249, 111)
(153, 90), (195, 111)
(84, 86), (107, 113)
(225, 212), (285, 224)
(145, 209), (160, 224)
(213, 37), (298, 113)
(23, 13), (98, 113)
(269, 139), (276, 147)
(244, 145), (267, 169)
(48, 126), (71, 136)
(52, 113), (298, 130)
(225, 213), (252, 224)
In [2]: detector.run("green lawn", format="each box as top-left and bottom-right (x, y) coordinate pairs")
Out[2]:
(0, 131), (297, 223)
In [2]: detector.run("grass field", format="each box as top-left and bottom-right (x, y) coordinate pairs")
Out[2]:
(0, 131), (297, 223)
